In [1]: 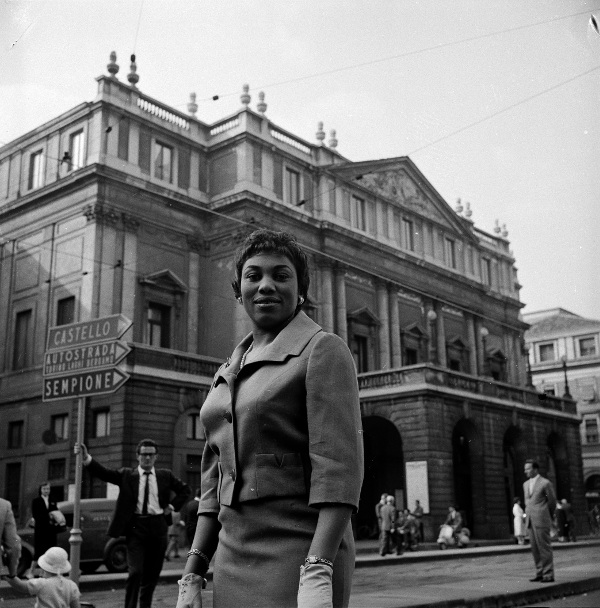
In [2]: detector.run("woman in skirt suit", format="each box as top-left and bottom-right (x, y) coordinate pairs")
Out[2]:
(177, 230), (364, 608)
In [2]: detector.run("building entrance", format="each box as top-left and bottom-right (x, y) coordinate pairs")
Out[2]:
(357, 416), (404, 539)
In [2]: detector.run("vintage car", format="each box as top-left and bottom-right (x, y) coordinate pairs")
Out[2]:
(17, 498), (127, 575)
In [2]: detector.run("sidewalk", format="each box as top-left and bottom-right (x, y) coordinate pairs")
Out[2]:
(1, 537), (599, 607)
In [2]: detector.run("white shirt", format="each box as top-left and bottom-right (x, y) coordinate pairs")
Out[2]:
(136, 466), (163, 515)
(528, 474), (540, 496)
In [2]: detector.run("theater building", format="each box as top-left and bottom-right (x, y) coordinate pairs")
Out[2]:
(0, 54), (584, 539)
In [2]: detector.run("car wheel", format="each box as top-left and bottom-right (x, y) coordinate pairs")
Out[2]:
(17, 547), (33, 577)
(104, 540), (128, 573)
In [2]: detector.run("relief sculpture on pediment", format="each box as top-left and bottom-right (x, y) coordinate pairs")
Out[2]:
(360, 170), (443, 222)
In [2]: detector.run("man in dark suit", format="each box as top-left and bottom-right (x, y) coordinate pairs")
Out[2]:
(75, 439), (190, 608)
(523, 459), (557, 583)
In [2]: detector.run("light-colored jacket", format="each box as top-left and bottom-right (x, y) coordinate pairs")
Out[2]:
(0, 498), (21, 575)
(523, 475), (556, 529)
(199, 312), (364, 513)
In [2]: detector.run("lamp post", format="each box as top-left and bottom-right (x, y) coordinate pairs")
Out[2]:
(427, 309), (437, 364)
(561, 356), (572, 399)
(480, 326), (489, 376)
(524, 344), (534, 387)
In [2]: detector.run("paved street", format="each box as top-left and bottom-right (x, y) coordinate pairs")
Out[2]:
(1, 541), (598, 608)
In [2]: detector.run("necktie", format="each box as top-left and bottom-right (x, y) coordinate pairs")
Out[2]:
(142, 471), (151, 515)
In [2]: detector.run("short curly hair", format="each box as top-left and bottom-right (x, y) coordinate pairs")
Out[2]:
(231, 229), (310, 305)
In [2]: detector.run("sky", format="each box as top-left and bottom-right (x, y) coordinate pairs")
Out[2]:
(1, 0), (599, 320)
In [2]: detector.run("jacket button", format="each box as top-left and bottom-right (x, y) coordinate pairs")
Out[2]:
(229, 469), (236, 481)
(222, 410), (233, 423)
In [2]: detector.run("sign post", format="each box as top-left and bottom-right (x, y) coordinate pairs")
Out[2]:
(43, 314), (132, 584)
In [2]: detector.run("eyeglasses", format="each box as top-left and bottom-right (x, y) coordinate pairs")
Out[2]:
(139, 452), (157, 458)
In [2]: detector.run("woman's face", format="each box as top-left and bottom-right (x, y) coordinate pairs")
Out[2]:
(240, 253), (299, 332)
(40, 484), (50, 497)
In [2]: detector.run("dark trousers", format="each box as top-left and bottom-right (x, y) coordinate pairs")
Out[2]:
(125, 515), (168, 608)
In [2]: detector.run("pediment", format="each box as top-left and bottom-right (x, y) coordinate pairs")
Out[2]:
(489, 348), (507, 361)
(139, 269), (188, 293)
(347, 306), (380, 326)
(447, 335), (468, 348)
(402, 322), (426, 336)
(326, 157), (477, 241)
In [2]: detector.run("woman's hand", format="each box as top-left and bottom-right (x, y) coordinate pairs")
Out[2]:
(176, 573), (206, 608)
(297, 562), (333, 608)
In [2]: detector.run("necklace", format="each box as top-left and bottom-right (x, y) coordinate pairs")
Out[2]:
(240, 343), (253, 368)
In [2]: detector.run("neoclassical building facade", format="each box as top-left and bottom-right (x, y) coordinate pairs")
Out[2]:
(0, 54), (584, 539)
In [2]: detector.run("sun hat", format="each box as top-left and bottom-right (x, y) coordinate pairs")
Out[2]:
(38, 547), (72, 574)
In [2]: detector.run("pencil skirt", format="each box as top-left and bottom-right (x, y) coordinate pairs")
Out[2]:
(213, 496), (355, 608)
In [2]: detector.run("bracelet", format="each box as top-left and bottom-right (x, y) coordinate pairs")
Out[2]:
(187, 549), (210, 573)
(304, 555), (333, 568)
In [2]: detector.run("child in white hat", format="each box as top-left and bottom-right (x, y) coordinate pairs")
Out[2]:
(5, 546), (80, 608)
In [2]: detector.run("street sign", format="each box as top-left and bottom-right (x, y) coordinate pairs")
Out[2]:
(46, 314), (132, 351)
(43, 368), (130, 401)
(43, 340), (131, 376)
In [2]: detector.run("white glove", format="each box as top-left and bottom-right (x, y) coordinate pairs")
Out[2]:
(297, 562), (333, 608)
(176, 573), (206, 608)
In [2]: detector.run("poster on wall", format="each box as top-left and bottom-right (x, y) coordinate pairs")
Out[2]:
(405, 461), (430, 514)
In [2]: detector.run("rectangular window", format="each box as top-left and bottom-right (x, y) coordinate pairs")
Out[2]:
(481, 257), (492, 285)
(117, 117), (130, 161)
(5, 463), (21, 512)
(69, 130), (85, 171)
(402, 219), (415, 251)
(93, 409), (110, 438)
(579, 337), (597, 357)
(284, 168), (300, 205)
(52, 414), (69, 441)
(342, 190), (351, 222)
(8, 421), (24, 449)
(187, 413), (203, 440)
(466, 246), (474, 274)
(139, 127), (151, 174)
(585, 418), (599, 444)
(445, 238), (457, 269)
(154, 142), (173, 182)
(252, 144), (262, 186)
(147, 302), (171, 348)
(351, 196), (366, 231)
(13, 309), (33, 370)
(28, 150), (44, 190)
(538, 343), (556, 362)
(48, 458), (66, 481)
(178, 147), (191, 190)
(56, 296), (75, 326)
(351, 335), (369, 373)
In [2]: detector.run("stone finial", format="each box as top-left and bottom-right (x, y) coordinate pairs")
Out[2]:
(188, 92), (198, 116)
(127, 54), (139, 86)
(316, 122), (325, 144)
(241, 84), (251, 107)
(107, 51), (119, 77)
(328, 129), (338, 148)
(464, 201), (473, 219)
(501, 223), (509, 238)
(494, 219), (501, 234)
(455, 198), (463, 214)
(257, 91), (267, 114)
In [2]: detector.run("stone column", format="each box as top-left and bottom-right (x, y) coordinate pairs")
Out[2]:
(334, 267), (347, 342)
(436, 305), (447, 367)
(320, 263), (335, 333)
(467, 314), (478, 375)
(376, 281), (391, 369)
(390, 288), (402, 368)
(120, 212), (139, 343)
(0, 240), (15, 370)
(187, 238), (202, 354)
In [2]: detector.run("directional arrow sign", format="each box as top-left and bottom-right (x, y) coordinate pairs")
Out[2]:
(46, 314), (132, 351)
(43, 340), (132, 377)
(43, 368), (130, 401)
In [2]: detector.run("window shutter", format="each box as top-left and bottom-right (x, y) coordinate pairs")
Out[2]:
(178, 147), (191, 189)
(117, 117), (130, 161)
(139, 127), (151, 174)
(273, 155), (283, 199)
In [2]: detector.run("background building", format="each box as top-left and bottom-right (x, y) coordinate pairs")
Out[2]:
(524, 308), (600, 513)
(0, 54), (584, 539)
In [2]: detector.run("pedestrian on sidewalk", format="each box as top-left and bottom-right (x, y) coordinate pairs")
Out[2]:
(412, 499), (424, 543)
(512, 497), (525, 545)
(523, 459), (556, 583)
(75, 439), (190, 608)
(379, 496), (398, 556)
(375, 494), (388, 538)
(0, 497), (21, 578)
(561, 499), (576, 542)
(165, 510), (185, 561)
(180, 488), (201, 546)
(4, 546), (80, 608)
